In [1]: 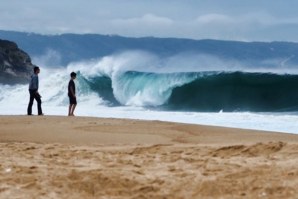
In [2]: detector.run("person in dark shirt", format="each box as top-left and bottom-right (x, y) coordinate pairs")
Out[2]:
(27, 66), (43, 115)
(68, 72), (77, 116)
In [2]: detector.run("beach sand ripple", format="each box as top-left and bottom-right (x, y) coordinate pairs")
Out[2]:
(1, 116), (298, 198)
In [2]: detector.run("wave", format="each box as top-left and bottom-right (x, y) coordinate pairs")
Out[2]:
(1, 68), (298, 112)
(78, 70), (298, 112)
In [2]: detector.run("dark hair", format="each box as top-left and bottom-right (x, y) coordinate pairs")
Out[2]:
(34, 66), (40, 73)
(70, 72), (77, 78)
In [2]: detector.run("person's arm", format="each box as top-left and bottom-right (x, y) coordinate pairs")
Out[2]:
(30, 75), (39, 91)
(70, 84), (76, 98)
(35, 76), (40, 96)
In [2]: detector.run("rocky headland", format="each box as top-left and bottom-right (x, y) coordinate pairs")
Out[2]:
(0, 39), (36, 84)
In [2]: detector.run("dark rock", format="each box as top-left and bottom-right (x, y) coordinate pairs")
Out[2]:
(0, 39), (36, 84)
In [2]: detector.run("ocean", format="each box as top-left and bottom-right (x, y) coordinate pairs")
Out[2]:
(1, 52), (298, 134)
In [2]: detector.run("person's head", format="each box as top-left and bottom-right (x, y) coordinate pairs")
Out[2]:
(34, 66), (40, 74)
(70, 72), (77, 79)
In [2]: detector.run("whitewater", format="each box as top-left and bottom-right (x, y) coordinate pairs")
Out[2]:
(1, 51), (298, 134)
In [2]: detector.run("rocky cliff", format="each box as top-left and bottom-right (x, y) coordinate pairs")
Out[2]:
(0, 39), (36, 84)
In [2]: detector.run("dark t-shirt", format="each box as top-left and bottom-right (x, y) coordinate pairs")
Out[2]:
(68, 79), (75, 97)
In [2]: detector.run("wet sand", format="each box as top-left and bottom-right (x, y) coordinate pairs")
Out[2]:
(1, 115), (298, 198)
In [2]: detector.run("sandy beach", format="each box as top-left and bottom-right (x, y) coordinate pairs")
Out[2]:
(0, 115), (298, 198)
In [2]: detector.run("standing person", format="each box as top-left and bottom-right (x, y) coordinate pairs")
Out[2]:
(68, 72), (77, 116)
(27, 66), (43, 115)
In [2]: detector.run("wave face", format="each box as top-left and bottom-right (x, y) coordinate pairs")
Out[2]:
(167, 72), (298, 112)
(79, 71), (298, 112)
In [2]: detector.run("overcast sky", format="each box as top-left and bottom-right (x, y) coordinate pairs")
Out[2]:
(1, 0), (298, 42)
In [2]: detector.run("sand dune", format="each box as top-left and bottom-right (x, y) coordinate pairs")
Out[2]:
(1, 116), (298, 198)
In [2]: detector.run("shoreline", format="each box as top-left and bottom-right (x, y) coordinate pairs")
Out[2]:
(1, 115), (298, 145)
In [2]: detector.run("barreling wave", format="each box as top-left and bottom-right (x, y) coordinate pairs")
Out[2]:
(79, 71), (298, 112)
(167, 72), (298, 112)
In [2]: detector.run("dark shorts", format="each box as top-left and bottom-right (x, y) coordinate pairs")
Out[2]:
(69, 96), (77, 105)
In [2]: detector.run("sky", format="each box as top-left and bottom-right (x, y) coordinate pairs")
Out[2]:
(1, 0), (298, 42)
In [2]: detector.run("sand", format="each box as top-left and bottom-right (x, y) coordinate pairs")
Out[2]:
(0, 115), (298, 198)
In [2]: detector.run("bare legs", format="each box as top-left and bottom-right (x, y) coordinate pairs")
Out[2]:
(68, 104), (76, 116)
